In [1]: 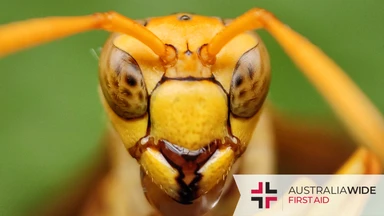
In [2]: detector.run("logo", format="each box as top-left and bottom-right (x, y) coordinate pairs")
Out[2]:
(234, 175), (383, 216)
(251, 182), (278, 209)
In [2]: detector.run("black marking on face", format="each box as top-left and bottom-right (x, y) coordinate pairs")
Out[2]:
(161, 154), (201, 204)
(138, 92), (144, 101)
(126, 74), (137, 86)
(112, 79), (119, 87)
(234, 75), (243, 87)
(247, 64), (254, 79)
(115, 64), (122, 75)
(234, 61), (241, 71)
(184, 43), (193, 56)
(122, 89), (132, 97)
(155, 139), (229, 204)
(239, 90), (246, 98)
(155, 75), (228, 95)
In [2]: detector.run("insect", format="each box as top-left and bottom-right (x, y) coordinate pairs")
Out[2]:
(0, 7), (383, 216)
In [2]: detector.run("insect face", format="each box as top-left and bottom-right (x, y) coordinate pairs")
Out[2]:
(1, 5), (383, 216)
(98, 13), (270, 210)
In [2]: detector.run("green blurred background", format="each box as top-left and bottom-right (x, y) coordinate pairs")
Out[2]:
(0, 0), (383, 215)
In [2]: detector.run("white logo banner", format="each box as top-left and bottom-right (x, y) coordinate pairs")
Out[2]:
(233, 175), (383, 216)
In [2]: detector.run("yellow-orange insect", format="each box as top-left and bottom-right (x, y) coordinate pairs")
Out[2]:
(0, 8), (383, 216)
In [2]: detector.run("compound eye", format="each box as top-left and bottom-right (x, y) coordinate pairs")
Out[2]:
(229, 46), (270, 118)
(100, 47), (148, 119)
